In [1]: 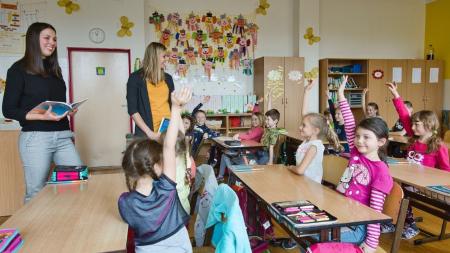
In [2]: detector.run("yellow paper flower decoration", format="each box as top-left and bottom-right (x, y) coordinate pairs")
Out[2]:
(304, 67), (319, 80)
(304, 27), (320, 45)
(57, 0), (80, 15)
(256, 0), (270, 15)
(267, 66), (284, 100)
(117, 16), (134, 37)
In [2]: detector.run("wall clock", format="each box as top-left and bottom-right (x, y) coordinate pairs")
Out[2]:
(89, 28), (105, 44)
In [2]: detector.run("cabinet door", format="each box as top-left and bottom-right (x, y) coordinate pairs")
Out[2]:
(368, 60), (390, 123)
(386, 59), (408, 127)
(425, 60), (444, 120)
(406, 60), (426, 111)
(263, 57), (285, 127)
(284, 57), (304, 133)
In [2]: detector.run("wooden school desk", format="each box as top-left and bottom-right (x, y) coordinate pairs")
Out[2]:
(0, 173), (128, 253)
(212, 136), (266, 150)
(230, 165), (391, 245)
(388, 162), (450, 245)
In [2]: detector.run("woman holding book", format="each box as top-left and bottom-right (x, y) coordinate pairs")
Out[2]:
(2, 22), (83, 202)
(126, 42), (175, 140)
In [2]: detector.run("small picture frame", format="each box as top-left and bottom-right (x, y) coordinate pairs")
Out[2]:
(96, 67), (105, 76)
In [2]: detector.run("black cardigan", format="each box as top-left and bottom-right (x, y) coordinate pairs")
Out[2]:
(2, 61), (70, 132)
(126, 69), (174, 136)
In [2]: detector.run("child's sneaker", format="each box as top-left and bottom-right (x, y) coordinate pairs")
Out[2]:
(381, 223), (396, 233)
(281, 239), (297, 250)
(402, 226), (420, 239)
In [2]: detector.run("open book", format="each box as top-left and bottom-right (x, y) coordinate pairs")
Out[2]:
(31, 99), (88, 116)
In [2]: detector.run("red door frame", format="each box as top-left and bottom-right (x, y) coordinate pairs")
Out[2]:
(67, 47), (132, 132)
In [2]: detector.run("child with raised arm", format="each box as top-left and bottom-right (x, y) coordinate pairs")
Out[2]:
(362, 88), (382, 119)
(326, 88), (349, 152)
(334, 76), (393, 253)
(387, 81), (449, 239)
(118, 88), (193, 253)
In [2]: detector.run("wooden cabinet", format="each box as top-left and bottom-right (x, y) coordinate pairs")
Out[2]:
(205, 113), (253, 136)
(0, 130), (25, 216)
(253, 57), (305, 133)
(320, 58), (444, 127)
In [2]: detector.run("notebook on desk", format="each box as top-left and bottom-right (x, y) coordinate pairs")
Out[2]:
(426, 185), (450, 196)
(230, 165), (264, 172)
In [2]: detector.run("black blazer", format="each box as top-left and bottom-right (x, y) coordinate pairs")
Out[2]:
(126, 69), (174, 136)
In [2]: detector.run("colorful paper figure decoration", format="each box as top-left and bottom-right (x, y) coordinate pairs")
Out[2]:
(191, 30), (207, 48)
(203, 58), (215, 80)
(232, 14), (247, 36)
(267, 66), (285, 100)
(117, 16), (134, 37)
(304, 27), (320, 45)
(202, 12), (217, 34)
(168, 48), (179, 65)
(57, 0), (80, 14)
(214, 46), (227, 64)
(184, 47), (198, 65)
(218, 14), (232, 33)
(175, 29), (190, 48)
(177, 58), (188, 77)
(304, 67), (319, 80)
(241, 59), (253, 75)
(166, 12), (182, 32)
(236, 36), (251, 57)
(160, 29), (172, 47)
(223, 33), (236, 49)
(209, 27), (223, 44)
(288, 70), (303, 82)
(256, 0), (270, 15)
(229, 49), (240, 70)
(372, 69), (384, 79)
(186, 12), (200, 31)
(199, 44), (213, 60)
(149, 12), (165, 32)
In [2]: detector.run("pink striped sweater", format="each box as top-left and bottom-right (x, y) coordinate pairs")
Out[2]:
(337, 99), (393, 250)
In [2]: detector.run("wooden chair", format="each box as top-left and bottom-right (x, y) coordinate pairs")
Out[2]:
(375, 182), (409, 253)
(192, 138), (205, 161)
(444, 130), (450, 143)
(322, 155), (348, 187)
(273, 134), (287, 164)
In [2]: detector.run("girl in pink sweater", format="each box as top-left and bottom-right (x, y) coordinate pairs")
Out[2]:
(386, 82), (449, 239)
(335, 76), (393, 253)
(387, 82), (450, 171)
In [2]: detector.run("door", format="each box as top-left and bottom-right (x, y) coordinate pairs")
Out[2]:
(368, 60), (390, 123)
(263, 57), (285, 128)
(425, 60), (444, 120)
(385, 59), (408, 127)
(406, 60), (426, 111)
(284, 57), (304, 133)
(69, 48), (131, 167)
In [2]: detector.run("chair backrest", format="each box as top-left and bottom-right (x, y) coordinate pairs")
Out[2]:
(273, 134), (286, 164)
(322, 155), (348, 187)
(444, 130), (450, 143)
(382, 182), (404, 225)
(192, 138), (205, 160)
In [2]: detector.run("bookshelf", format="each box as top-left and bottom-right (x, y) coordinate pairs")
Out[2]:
(205, 113), (253, 136)
(319, 58), (369, 122)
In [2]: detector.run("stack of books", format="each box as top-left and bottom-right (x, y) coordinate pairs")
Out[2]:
(268, 200), (337, 236)
(0, 229), (23, 252)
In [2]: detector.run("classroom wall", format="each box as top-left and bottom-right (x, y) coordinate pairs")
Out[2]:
(318, 0), (425, 59)
(425, 0), (450, 110)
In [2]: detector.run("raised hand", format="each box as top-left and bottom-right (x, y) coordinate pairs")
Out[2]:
(337, 75), (348, 101)
(171, 87), (193, 107)
(385, 82), (400, 98)
(304, 79), (315, 92)
(202, 95), (211, 104)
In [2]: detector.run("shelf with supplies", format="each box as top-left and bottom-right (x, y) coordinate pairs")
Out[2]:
(205, 113), (253, 136)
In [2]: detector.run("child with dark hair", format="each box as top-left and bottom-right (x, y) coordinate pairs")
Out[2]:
(326, 89), (349, 152)
(118, 88), (193, 253)
(362, 88), (382, 119)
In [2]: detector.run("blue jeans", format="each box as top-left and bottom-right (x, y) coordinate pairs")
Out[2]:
(19, 131), (83, 202)
(218, 153), (245, 177)
(251, 150), (269, 165)
(311, 225), (366, 244)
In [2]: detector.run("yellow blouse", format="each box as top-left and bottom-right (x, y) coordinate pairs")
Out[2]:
(146, 80), (171, 131)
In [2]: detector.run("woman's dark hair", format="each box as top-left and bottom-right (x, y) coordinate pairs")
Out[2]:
(357, 117), (389, 163)
(20, 22), (62, 78)
(122, 139), (163, 191)
(367, 102), (380, 116)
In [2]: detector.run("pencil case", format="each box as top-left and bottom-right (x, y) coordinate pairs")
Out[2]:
(50, 165), (89, 182)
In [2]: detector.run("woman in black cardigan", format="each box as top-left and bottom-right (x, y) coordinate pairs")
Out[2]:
(126, 42), (174, 140)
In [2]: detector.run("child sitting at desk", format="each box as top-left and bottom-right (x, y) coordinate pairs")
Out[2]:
(191, 108), (220, 165)
(118, 88), (192, 253)
(387, 81), (449, 239)
(333, 76), (393, 253)
(326, 88), (349, 153)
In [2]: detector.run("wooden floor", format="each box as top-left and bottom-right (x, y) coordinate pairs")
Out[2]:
(1, 168), (448, 253)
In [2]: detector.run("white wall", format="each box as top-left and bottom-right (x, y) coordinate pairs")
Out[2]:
(319, 0), (425, 59)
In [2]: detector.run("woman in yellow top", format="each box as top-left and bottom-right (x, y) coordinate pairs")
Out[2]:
(126, 42), (175, 140)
